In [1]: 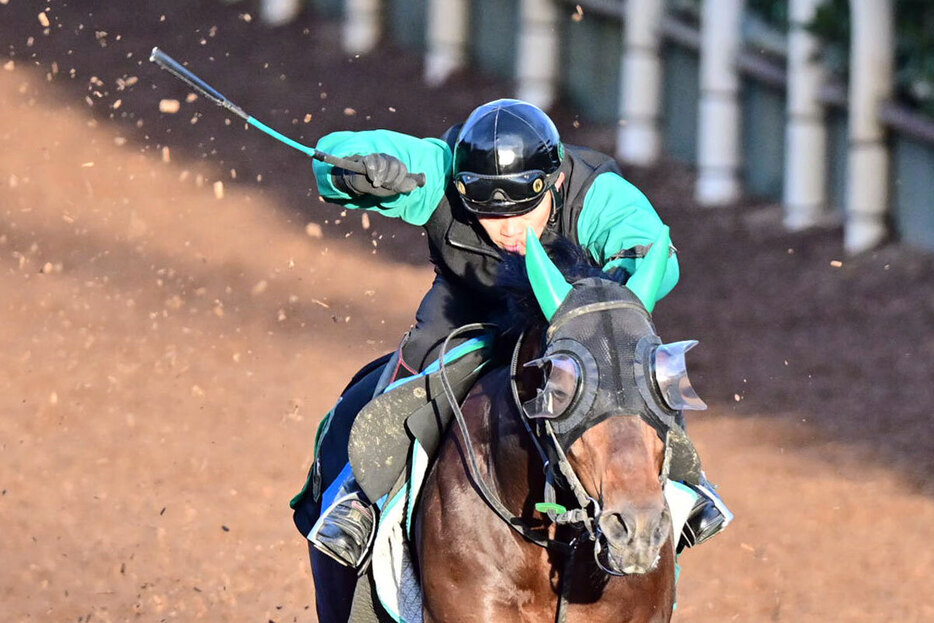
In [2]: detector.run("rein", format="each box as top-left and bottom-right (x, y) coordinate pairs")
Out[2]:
(437, 315), (673, 622)
(438, 319), (674, 547)
(437, 324), (590, 555)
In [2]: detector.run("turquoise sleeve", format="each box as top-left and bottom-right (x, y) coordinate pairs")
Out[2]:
(312, 129), (452, 226)
(576, 172), (680, 301)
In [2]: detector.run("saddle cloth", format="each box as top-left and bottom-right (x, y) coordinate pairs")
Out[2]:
(366, 440), (431, 623)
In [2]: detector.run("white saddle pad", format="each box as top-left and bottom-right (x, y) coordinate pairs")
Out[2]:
(370, 440), (431, 623)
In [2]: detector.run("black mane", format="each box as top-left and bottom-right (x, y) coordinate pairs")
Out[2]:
(493, 237), (629, 337)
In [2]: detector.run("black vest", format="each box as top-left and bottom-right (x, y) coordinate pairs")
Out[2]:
(423, 144), (622, 304)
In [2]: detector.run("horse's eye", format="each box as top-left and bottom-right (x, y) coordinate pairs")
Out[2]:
(521, 354), (581, 419)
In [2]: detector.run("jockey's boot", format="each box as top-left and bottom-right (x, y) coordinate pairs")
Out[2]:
(308, 472), (376, 569)
(676, 476), (733, 553)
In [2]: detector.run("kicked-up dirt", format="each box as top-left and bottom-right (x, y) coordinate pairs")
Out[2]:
(1, 1), (933, 621)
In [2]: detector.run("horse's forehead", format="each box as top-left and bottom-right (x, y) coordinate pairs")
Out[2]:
(578, 414), (657, 449)
(550, 281), (655, 343)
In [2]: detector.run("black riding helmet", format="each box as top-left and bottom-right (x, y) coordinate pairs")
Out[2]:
(453, 99), (565, 217)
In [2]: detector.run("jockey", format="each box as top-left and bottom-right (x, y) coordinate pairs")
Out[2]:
(301, 99), (732, 569)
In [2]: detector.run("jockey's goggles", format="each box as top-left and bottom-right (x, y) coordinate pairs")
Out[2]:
(454, 170), (557, 216)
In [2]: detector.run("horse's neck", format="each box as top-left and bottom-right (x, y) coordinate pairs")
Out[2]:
(483, 368), (546, 514)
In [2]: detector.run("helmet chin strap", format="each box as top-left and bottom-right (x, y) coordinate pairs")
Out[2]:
(547, 178), (565, 225)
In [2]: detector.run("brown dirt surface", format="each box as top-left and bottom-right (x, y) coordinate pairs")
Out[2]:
(2, 2), (933, 621)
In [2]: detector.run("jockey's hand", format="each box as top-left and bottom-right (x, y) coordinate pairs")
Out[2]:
(335, 153), (417, 197)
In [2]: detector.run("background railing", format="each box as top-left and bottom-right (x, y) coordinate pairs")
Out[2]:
(237, 0), (934, 254)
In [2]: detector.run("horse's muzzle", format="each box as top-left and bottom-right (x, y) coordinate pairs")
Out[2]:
(594, 505), (671, 576)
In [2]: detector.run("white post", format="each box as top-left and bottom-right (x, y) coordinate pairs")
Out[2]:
(425, 0), (469, 86)
(618, 0), (664, 165)
(783, 0), (828, 230)
(516, 0), (560, 110)
(696, 0), (745, 206)
(259, 0), (303, 26)
(845, 0), (894, 254)
(343, 0), (383, 55)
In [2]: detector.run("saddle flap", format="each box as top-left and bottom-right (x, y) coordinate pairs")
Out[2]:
(348, 342), (492, 502)
(405, 367), (484, 459)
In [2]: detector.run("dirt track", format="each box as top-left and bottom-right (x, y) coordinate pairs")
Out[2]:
(2, 2), (933, 621)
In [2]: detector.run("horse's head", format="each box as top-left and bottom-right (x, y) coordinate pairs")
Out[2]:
(514, 227), (705, 576)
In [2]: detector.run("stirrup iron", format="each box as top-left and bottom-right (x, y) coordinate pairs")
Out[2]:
(665, 478), (733, 553)
(308, 470), (376, 569)
(679, 481), (732, 552)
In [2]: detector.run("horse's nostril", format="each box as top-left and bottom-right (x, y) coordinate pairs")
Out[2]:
(652, 510), (672, 545)
(599, 512), (631, 543)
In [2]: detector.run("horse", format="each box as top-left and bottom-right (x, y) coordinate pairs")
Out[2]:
(301, 226), (696, 622)
(415, 228), (683, 622)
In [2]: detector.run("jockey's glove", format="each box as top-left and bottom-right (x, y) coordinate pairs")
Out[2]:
(333, 153), (417, 197)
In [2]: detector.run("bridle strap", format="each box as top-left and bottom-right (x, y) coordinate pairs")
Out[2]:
(546, 300), (649, 340)
(544, 420), (601, 539)
(438, 324), (577, 554)
(509, 331), (554, 478)
(510, 332), (599, 534)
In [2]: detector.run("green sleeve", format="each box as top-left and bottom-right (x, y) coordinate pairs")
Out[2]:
(312, 129), (452, 226)
(576, 172), (680, 301)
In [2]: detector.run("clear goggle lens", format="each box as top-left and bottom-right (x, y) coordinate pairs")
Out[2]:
(521, 354), (581, 419)
(653, 340), (707, 411)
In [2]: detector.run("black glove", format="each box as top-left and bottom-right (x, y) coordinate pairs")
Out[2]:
(333, 153), (416, 197)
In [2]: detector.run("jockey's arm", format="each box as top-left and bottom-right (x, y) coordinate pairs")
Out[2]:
(576, 172), (680, 303)
(311, 130), (452, 226)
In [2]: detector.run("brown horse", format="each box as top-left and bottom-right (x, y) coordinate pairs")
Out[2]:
(416, 229), (680, 622)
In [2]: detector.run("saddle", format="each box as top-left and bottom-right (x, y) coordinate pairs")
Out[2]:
(348, 332), (496, 503)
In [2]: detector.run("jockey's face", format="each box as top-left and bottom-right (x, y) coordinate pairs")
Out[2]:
(477, 172), (564, 255)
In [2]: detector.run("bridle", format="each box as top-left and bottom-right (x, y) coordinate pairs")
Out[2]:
(437, 313), (675, 563)
(438, 323), (589, 556)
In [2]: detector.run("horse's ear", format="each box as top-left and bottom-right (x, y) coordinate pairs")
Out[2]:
(525, 227), (572, 321)
(625, 226), (670, 313)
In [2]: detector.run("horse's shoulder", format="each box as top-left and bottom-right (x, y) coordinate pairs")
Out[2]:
(472, 365), (512, 395)
(464, 364), (513, 418)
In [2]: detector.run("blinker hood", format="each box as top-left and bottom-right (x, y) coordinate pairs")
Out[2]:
(519, 226), (701, 448)
(654, 340), (707, 411)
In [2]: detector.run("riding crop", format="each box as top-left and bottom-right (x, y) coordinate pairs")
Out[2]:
(149, 47), (426, 188)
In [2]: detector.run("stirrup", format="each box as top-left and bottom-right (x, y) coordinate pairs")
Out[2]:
(307, 463), (376, 570)
(309, 489), (376, 569)
(677, 481), (733, 553)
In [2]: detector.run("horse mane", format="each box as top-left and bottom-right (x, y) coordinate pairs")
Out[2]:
(493, 236), (629, 338)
